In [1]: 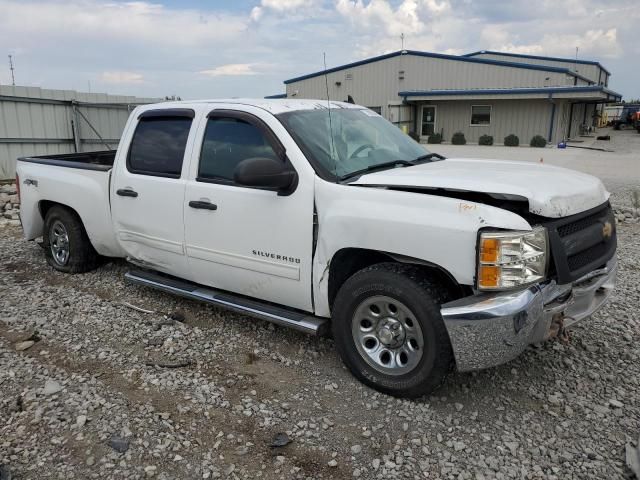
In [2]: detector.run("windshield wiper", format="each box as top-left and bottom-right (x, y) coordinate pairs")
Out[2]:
(412, 152), (445, 163)
(339, 160), (414, 181)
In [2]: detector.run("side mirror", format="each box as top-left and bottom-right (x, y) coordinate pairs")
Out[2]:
(233, 157), (297, 194)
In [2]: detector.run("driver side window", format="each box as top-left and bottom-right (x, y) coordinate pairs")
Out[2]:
(198, 117), (279, 183)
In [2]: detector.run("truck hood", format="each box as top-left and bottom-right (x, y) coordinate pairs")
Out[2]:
(350, 158), (609, 218)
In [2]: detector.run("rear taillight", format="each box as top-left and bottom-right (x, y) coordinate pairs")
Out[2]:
(15, 173), (20, 202)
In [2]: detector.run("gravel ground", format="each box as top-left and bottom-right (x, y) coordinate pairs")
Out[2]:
(1, 132), (639, 479)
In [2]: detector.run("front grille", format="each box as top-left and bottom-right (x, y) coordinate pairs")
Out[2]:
(567, 241), (610, 271)
(557, 209), (608, 237)
(543, 203), (616, 284)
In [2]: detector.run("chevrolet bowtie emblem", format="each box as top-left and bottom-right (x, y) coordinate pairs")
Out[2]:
(602, 221), (613, 239)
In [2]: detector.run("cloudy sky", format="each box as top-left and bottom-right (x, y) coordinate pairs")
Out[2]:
(1, 0), (638, 100)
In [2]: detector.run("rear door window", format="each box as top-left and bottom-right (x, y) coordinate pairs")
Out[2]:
(128, 116), (193, 177)
(198, 117), (279, 183)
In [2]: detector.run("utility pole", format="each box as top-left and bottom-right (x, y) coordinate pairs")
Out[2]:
(401, 33), (405, 50)
(8, 55), (15, 85)
(574, 47), (579, 73)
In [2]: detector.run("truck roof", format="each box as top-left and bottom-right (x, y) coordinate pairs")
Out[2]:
(140, 98), (363, 115)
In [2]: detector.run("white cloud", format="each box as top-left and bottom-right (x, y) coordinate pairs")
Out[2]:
(422, 0), (450, 14)
(250, 6), (264, 21)
(0, 0), (248, 48)
(336, 0), (424, 36)
(199, 64), (259, 77)
(263, 0), (316, 10)
(100, 71), (145, 84)
(481, 25), (622, 60)
(251, 0), (321, 21)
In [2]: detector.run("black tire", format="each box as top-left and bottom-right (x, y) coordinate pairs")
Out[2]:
(43, 206), (100, 273)
(332, 263), (454, 398)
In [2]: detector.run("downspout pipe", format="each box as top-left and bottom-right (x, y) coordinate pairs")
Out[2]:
(566, 102), (575, 140)
(547, 93), (556, 143)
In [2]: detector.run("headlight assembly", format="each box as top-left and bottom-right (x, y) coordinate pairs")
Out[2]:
(477, 227), (548, 290)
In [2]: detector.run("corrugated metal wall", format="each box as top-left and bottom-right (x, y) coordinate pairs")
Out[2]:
(0, 85), (160, 179)
(421, 99), (555, 144)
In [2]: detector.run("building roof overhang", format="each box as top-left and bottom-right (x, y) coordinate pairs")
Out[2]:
(398, 86), (622, 103)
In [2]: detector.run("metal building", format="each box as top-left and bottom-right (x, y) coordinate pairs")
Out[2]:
(0, 85), (159, 179)
(272, 49), (621, 145)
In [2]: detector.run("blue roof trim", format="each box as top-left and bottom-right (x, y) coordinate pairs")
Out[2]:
(463, 50), (611, 76)
(264, 93), (287, 99)
(399, 85), (622, 101)
(283, 50), (591, 85)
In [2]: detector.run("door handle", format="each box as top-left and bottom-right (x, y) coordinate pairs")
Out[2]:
(189, 200), (217, 211)
(117, 188), (138, 198)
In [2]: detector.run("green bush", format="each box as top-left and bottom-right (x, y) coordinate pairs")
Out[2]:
(451, 132), (466, 145)
(530, 135), (547, 148)
(478, 134), (494, 146)
(504, 134), (519, 146)
(427, 132), (442, 144)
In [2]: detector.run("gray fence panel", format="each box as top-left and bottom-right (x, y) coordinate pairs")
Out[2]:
(0, 85), (160, 179)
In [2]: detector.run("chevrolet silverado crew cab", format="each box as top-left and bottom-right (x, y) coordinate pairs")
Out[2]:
(16, 99), (617, 398)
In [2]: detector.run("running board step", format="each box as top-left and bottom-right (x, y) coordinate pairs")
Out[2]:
(124, 269), (329, 336)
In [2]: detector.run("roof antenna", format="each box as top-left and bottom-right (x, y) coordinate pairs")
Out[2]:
(574, 46), (579, 73)
(401, 33), (405, 51)
(8, 55), (16, 86)
(323, 52), (337, 181)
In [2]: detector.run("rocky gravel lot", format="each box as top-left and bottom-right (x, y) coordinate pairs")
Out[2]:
(1, 177), (639, 478)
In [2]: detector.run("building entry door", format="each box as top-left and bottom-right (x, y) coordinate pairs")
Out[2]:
(421, 106), (436, 136)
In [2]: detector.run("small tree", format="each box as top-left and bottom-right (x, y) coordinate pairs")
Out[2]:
(427, 132), (442, 144)
(451, 132), (466, 145)
(530, 135), (547, 148)
(479, 134), (494, 146)
(504, 134), (519, 147)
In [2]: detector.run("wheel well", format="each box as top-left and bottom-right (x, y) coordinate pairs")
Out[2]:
(327, 248), (468, 309)
(39, 201), (86, 233)
(39, 200), (60, 220)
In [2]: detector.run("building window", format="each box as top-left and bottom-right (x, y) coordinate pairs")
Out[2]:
(471, 105), (491, 126)
(366, 106), (382, 115)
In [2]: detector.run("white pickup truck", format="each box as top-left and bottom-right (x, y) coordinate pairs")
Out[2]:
(16, 99), (617, 397)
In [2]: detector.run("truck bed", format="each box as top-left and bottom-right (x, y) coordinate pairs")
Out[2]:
(18, 150), (116, 172)
(16, 149), (124, 257)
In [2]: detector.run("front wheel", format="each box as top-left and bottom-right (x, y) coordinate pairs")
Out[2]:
(43, 206), (100, 273)
(332, 263), (454, 398)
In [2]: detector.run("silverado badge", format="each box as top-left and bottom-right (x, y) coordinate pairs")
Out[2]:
(602, 221), (613, 239)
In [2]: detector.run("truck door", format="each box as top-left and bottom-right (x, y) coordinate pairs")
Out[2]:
(183, 108), (314, 312)
(111, 108), (196, 279)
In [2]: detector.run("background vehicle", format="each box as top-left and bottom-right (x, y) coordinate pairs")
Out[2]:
(15, 99), (617, 397)
(632, 110), (640, 133)
(613, 105), (640, 130)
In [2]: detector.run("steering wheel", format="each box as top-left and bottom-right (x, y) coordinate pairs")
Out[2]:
(350, 144), (376, 159)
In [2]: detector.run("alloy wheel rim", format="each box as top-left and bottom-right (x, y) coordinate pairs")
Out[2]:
(351, 295), (424, 376)
(50, 220), (70, 266)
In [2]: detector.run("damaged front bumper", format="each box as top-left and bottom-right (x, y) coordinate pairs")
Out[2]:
(441, 257), (617, 372)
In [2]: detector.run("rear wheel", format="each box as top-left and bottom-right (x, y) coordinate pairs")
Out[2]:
(43, 206), (100, 273)
(332, 263), (454, 398)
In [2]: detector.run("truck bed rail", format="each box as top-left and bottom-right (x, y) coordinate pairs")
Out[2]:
(18, 150), (116, 172)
